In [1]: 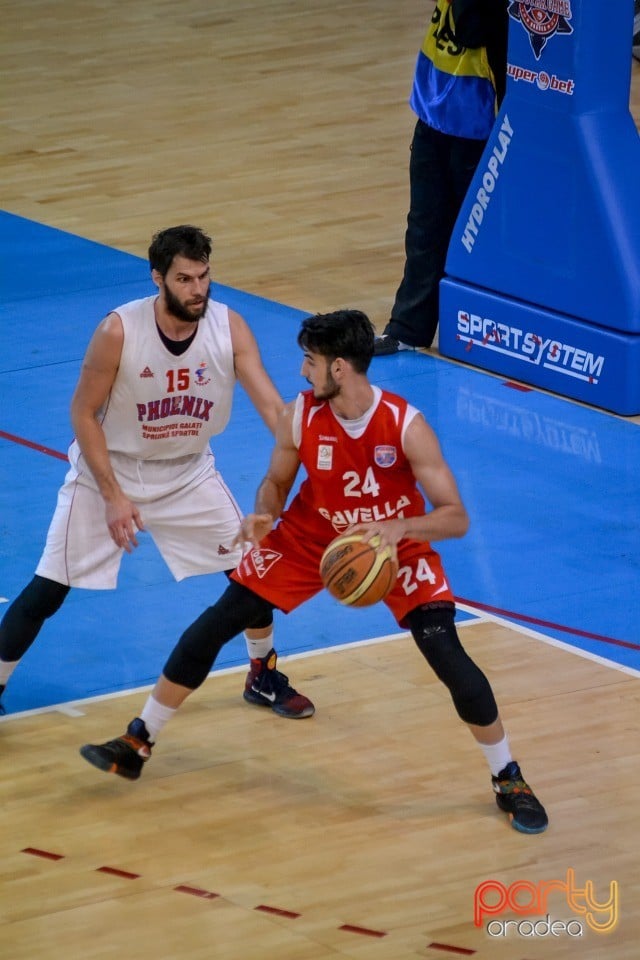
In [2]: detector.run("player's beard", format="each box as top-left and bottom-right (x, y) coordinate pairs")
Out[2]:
(164, 282), (210, 324)
(312, 369), (340, 401)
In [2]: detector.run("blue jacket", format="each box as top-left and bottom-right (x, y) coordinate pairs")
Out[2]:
(410, 0), (508, 140)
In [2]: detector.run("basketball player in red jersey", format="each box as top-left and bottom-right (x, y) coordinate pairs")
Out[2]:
(0, 225), (312, 721)
(81, 309), (547, 834)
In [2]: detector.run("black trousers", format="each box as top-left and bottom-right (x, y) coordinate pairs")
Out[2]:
(386, 119), (487, 348)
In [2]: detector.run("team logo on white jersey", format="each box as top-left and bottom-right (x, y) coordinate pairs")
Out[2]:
(248, 548), (282, 579)
(317, 444), (334, 471)
(139, 366), (154, 378)
(374, 445), (397, 468)
(194, 361), (211, 386)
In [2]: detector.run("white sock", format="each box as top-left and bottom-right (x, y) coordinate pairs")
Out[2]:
(139, 695), (177, 742)
(0, 660), (19, 686)
(479, 735), (513, 777)
(244, 630), (274, 661)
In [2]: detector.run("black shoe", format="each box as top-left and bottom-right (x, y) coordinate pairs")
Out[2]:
(80, 718), (153, 780)
(373, 334), (417, 356)
(243, 649), (315, 718)
(492, 761), (548, 834)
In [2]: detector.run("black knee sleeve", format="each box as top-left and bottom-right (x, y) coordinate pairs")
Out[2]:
(0, 576), (70, 661)
(224, 570), (273, 630)
(163, 581), (275, 690)
(407, 604), (498, 727)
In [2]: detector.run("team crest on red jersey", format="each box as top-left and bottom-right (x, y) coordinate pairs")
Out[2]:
(317, 443), (334, 471)
(248, 547), (282, 579)
(374, 444), (397, 468)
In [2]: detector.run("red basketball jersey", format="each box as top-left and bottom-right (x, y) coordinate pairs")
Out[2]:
(233, 387), (455, 623)
(290, 387), (426, 541)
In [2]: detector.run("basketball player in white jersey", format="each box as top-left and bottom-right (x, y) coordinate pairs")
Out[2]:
(81, 309), (547, 835)
(0, 225), (313, 720)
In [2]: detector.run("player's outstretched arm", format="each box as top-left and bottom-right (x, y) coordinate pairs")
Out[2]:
(229, 308), (285, 435)
(236, 402), (301, 547)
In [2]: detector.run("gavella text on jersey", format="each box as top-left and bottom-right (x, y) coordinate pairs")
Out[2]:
(319, 496), (412, 534)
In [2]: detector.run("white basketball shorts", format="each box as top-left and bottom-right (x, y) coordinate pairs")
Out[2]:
(36, 452), (245, 588)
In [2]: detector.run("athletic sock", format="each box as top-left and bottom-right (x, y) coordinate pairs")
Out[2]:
(479, 734), (513, 777)
(139, 695), (177, 742)
(244, 630), (274, 661)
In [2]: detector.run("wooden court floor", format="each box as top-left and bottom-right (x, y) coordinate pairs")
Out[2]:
(2, 1), (640, 957)
(2, 622), (639, 960)
(3, 0), (637, 328)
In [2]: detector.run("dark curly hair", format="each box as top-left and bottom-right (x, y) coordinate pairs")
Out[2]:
(297, 310), (375, 373)
(148, 225), (212, 276)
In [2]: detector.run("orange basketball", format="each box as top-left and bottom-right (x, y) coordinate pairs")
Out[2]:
(319, 532), (398, 607)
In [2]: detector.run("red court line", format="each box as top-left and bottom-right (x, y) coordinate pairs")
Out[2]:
(0, 429), (68, 462)
(2, 428), (634, 658)
(22, 847), (65, 861)
(96, 865), (141, 879)
(17, 847), (502, 955)
(427, 943), (476, 956)
(175, 884), (220, 900)
(456, 596), (640, 653)
(255, 904), (301, 918)
(339, 924), (387, 938)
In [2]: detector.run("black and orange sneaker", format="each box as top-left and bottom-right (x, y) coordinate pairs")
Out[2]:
(243, 649), (315, 719)
(492, 761), (548, 834)
(80, 718), (153, 780)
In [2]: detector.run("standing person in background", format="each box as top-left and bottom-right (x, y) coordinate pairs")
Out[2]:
(375, 0), (508, 355)
(0, 225), (313, 720)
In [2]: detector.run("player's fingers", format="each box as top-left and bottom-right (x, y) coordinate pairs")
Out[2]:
(345, 522), (368, 539)
(233, 521), (255, 548)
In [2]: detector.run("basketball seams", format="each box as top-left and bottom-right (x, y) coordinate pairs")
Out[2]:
(321, 544), (376, 586)
(345, 554), (393, 606)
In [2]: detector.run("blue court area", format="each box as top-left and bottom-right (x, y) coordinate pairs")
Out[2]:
(1, 211), (639, 715)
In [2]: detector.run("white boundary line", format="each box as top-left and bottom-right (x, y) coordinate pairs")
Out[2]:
(0, 606), (637, 722)
(456, 602), (640, 680)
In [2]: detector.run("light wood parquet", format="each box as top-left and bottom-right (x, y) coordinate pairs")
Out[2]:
(1, 2), (639, 957)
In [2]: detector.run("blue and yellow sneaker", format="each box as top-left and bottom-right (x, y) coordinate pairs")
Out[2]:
(492, 761), (548, 834)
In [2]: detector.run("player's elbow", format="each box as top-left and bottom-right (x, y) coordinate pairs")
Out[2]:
(453, 505), (470, 538)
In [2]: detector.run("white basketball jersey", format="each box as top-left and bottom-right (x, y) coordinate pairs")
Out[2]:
(99, 295), (236, 458)
(68, 296), (236, 489)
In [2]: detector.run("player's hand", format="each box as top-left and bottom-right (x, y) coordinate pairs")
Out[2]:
(347, 519), (405, 554)
(105, 495), (144, 553)
(234, 513), (274, 548)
